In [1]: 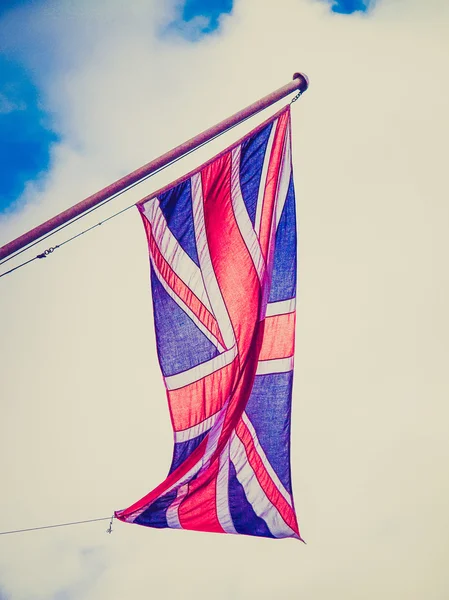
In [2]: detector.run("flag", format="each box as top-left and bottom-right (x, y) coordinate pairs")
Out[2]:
(115, 105), (301, 540)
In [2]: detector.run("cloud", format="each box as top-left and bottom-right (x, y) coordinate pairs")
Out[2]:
(1, 0), (449, 599)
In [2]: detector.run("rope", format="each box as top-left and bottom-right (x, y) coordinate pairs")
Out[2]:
(0, 516), (113, 536)
(0, 165), (164, 270)
(0, 91), (302, 279)
(0, 255), (41, 278)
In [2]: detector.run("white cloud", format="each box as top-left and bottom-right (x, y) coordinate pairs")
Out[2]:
(1, 0), (449, 599)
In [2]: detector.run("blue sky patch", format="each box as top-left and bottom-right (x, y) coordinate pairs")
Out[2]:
(0, 56), (57, 212)
(324, 0), (373, 13)
(169, 0), (233, 38)
(0, 0), (37, 19)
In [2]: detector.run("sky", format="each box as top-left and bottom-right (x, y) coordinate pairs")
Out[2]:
(0, 0), (372, 212)
(1, 0), (449, 598)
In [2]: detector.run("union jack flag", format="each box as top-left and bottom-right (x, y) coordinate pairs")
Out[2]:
(115, 106), (302, 540)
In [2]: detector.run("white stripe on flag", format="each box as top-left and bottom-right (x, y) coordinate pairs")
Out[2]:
(150, 258), (225, 353)
(230, 146), (265, 283)
(258, 119), (292, 320)
(254, 119), (277, 237)
(241, 412), (293, 508)
(201, 397), (229, 470)
(141, 198), (213, 314)
(274, 123), (292, 230)
(165, 345), (237, 391)
(216, 441), (238, 534)
(256, 356), (294, 376)
(174, 411), (220, 443)
(191, 173), (236, 350)
(166, 484), (189, 529)
(229, 433), (296, 539)
(265, 298), (296, 317)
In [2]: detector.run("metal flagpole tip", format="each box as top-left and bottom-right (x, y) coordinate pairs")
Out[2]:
(292, 72), (309, 93)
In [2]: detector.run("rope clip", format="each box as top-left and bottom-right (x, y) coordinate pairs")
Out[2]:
(106, 514), (114, 534)
(37, 246), (57, 259)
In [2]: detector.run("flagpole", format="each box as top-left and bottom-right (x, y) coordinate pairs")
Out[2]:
(0, 73), (308, 262)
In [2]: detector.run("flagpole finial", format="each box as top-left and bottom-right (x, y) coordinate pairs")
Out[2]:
(292, 72), (309, 93)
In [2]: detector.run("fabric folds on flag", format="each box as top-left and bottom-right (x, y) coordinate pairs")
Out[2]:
(115, 106), (301, 540)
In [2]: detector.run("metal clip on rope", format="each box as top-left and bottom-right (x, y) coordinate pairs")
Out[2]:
(106, 514), (114, 534)
(37, 246), (58, 259)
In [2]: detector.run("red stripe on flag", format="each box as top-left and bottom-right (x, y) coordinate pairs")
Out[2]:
(168, 359), (238, 432)
(142, 217), (225, 349)
(201, 153), (261, 364)
(201, 154), (263, 442)
(235, 419), (299, 534)
(178, 460), (225, 533)
(259, 110), (289, 261)
(259, 312), (296, 361)
(115, 437), (207, 521)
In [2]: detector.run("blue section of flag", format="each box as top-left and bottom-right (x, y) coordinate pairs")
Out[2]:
(134, 489), (178, 528)
(245, 372), (294, 494)
(239, 121), (273, 225)
(228, 462), (275, 538)
(169, 432), (208, 474)
(158, 180), (200, 266)
(269, 173), (297, 303)
(150, 268), (219, 377)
